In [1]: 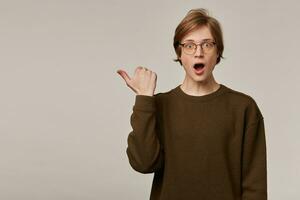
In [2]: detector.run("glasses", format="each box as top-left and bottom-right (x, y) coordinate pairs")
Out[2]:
(179, 40), (216, 55)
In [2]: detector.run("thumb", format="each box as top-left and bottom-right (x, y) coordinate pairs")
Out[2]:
(117, 69), (131, 84)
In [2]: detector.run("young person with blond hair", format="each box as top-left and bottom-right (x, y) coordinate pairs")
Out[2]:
(117, 8), (268, 200)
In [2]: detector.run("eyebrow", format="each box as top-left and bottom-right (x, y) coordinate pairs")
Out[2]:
(182, 38), (214, 43)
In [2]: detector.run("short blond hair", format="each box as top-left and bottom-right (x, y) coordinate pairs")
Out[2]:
(173, 8), (225, 65)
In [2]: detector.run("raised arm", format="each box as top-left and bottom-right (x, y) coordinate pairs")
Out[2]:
(126, 94), (164, 173)
(117, 66), (164, 173)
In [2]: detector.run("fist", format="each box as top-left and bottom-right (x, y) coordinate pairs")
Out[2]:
(117, 66), (157, 96)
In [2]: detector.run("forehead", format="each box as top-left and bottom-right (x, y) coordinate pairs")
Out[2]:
(182, 26), (214, 42)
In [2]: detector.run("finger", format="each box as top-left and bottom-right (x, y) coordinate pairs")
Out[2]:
(117, 69), (131, 83)
(143, 67), (148, 71)
(151, 72), (157, 82)
(135, 66), (143, 73)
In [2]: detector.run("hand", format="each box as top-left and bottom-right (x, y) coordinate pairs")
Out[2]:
(117, 66), (157, 96)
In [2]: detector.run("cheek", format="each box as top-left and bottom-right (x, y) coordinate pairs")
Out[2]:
(180, 55), (192, 66)
(208, 53), (218, 64)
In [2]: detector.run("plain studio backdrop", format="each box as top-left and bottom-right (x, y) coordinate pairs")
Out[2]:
(0, 0), (299, 199)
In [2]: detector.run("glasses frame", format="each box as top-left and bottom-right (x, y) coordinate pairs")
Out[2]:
(179, 40), (217, 55)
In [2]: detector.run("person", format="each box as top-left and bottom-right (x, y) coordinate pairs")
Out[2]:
(117, 8), (268, 200)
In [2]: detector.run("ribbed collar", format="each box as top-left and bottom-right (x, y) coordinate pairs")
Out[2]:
(172, 83), (230, 102)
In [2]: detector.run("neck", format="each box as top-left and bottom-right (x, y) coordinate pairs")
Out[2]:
(180, 75), (220, 96)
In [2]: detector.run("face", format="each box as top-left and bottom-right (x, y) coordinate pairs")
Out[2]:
(179, 26), (219, 84)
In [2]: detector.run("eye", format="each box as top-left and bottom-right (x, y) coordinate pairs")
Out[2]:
(203, 42), (209, 47)
(184, 43), (195, 49)
(203, 42), (214, 48)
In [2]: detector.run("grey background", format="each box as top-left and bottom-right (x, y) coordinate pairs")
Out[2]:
(0, 0), (299, 199)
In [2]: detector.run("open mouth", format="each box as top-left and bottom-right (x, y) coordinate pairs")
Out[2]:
(193, 63), (205, 74)
(193, 63), (205, 69)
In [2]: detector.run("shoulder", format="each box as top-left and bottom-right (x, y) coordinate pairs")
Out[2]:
(224, 85), (264, 123)
(224, 85), (255, 102)
(153, 87), (174, 100)
(152, 87), (175, 108)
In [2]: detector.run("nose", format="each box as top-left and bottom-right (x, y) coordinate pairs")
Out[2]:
(194, 44), (204, 57)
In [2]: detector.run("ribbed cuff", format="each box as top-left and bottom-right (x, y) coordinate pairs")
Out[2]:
(133, 95), (156, 112)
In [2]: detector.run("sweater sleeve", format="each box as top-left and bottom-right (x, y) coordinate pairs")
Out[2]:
(242, 116), (268, 200)
(126, 94), (164, 174)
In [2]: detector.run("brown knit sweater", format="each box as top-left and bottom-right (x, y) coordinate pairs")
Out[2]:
(126, 84), (268, 200)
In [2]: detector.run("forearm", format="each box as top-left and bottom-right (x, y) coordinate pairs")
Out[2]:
(126, 95), (164, 173)
(242, 117), (268, 200)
